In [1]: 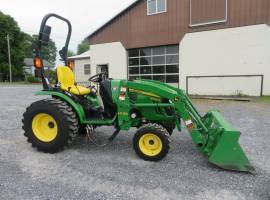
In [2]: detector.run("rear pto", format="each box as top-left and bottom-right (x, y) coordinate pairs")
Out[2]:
(22, 14), (254, 172)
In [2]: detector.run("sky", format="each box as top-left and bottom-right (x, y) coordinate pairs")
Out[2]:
(1, 0), (136, 64)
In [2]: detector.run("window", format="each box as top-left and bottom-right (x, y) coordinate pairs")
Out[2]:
(147, 0), (167, 15)
(84, 64), (91, 75)
(128, 45), (179, 85)
(129, 58), (139, 66)
(189, 0), (228, 27)
(128, 49), (140, 57)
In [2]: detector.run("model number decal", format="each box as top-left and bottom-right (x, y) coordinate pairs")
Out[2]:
(118, 112), (128, 116)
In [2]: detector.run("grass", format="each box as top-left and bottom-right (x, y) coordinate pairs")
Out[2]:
(262, 96), (270, 101)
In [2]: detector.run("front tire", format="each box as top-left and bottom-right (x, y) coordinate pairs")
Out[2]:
(22, 99), (79, 153)
(133, 123), (170, 161)
(164, 125), (175, 136)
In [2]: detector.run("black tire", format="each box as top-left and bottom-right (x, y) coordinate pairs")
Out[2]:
(133, 123), (170, 161)
(164, 124), (175, 136)
(154, 123), (175, 136)
(22, 99), (79, 153)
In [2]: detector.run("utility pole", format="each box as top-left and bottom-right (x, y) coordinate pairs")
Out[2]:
(7, 34), (12, 83)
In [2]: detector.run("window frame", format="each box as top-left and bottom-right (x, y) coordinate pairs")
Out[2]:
(147, 0), (167, 16)
(84, 64), (91, 75)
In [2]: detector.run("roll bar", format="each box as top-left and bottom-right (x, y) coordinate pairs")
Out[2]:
(35, 13), (72, 89)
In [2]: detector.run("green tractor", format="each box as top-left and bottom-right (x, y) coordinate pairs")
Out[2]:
(22, 14), (254, 172)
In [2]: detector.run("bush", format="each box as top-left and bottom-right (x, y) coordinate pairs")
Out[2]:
(26, 75), (40, 83)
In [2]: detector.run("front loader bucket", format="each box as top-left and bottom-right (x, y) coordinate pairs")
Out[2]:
(202, 111), (254, 172)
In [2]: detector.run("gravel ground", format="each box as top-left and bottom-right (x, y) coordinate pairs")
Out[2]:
(0, 84), (269, 200)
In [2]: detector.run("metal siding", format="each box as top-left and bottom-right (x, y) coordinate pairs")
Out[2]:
(268, 0), (270, 25)
(188, 0), (268, 33)
(89, 0), (269, 49)
(190, 0), (227, 26)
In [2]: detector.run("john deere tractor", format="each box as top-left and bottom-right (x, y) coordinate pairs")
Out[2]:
(22, 14), (254, 172)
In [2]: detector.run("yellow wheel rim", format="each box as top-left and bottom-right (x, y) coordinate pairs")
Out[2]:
(32, 113), (58, 142)
(138, 133), (163, 156)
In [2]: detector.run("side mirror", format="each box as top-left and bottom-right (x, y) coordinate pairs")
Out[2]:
(40, 25), (51, 45)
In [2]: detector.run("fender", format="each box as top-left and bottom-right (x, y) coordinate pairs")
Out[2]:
(35, 90), (86, 123)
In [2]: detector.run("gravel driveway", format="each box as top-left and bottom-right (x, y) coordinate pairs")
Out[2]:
(0, 84), (269, 200)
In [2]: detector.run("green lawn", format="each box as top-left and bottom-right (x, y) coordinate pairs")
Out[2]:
(262, 96), (270, 101)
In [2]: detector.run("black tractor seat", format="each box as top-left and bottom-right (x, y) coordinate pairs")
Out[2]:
(99, 80), (117, 118)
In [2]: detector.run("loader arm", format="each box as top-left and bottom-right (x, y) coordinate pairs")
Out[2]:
(126, 80), (254, 172)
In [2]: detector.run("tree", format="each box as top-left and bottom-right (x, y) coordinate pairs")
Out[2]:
(22, 33), (33, 58)
(23, 34), (57, 66)
(77, 40), (90, 54)
(0, 11), (25, 81)
(67, 50), (76, 57)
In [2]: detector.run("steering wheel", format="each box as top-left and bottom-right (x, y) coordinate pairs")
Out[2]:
(88, 72), (108, 83)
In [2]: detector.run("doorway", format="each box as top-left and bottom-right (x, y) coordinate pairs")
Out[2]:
(96, 64), (109, 76)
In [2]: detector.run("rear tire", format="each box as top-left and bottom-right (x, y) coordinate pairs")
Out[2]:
(22, 99), (79, 153)
(133, 123), (170, 161)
